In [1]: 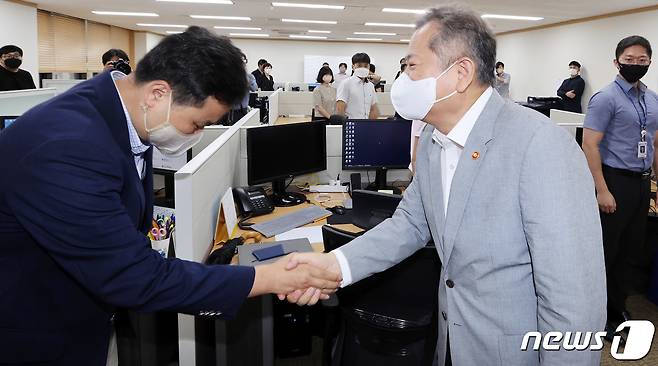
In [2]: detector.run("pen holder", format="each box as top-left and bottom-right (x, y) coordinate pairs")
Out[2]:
(151, 237), (171, 258)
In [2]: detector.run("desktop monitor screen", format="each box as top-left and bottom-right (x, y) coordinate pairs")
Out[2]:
(0, 116), (19, 130)
(247, 122), (327, 186)
(342, 119), (412, 170)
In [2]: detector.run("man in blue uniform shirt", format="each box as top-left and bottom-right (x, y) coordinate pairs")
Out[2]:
(0, 26), (339, 365)
(583, 35), (658, 341)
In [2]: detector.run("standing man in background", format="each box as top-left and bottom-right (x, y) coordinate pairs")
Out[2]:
(0, 45), (36, 91)
(582, 35), (658, 341)
(494, 61), (510, 98)
(102, 49), (131, 73)
(557, 61), (586, 113)
(334, 62), (349, 87)
(336, 52), (379, 119)
(251, 58), (268, 89)
(395, 57), (407, 80)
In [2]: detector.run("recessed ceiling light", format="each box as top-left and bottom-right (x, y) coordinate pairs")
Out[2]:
(157, 0), (233, 3)
(190, 15), (251, 21)
(272, 2), (344, 10)
(354, 32), (396, 36)
(481, 14), (543, 21)
(290, 35), (328, 40)
(308, 30), (331, 34)
(346, 37), (382, 41)
(382, 8), (426, 15)
(282, 18), (338, 24)
(214, 26), (262, 30)
(137, 23), (188, 28)
(365, 22), (415, 28)
(230, 33), (270, 37)
(92, 11), (158, 17)
(167, 31), (184, 34)
(400, 39), (410, 42)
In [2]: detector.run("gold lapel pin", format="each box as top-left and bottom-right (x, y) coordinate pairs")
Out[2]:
(472, 151), (480, 160)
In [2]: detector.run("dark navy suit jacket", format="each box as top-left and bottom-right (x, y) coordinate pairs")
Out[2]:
(0, 72), (255, 365)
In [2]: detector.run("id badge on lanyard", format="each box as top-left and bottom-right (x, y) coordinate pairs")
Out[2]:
(638, 129), (648, 159)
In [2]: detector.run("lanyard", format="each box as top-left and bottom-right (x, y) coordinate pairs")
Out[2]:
(615, 81), (647, 133)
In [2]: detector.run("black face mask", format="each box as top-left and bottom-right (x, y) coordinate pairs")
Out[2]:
(4, 57), (22, 69)
(618, 63), (649, 83)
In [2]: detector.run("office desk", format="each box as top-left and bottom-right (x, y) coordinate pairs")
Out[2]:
(275, 116), (312, 125)
(213, 191), (361, 366)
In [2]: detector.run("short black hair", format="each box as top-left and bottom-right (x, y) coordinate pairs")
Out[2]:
(263, 62), (272, 69)
(615, 35), (652, 60)
(134, 26), (247, 107)
(352, 52), (370, 65)
(569, 60), (581, 68)
(257, 59), (268, 67)
(369, 64), (376, 73)
(317, 66), (334, 83)
(102, 49), (129, 65)
(495, 61), (504, 69)
(339, 62), (347, 68)
(0, 45), (23, 57)
(322, 62), (329, 66)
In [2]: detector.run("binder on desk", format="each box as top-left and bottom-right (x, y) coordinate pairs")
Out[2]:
(237, 239), (313, 266)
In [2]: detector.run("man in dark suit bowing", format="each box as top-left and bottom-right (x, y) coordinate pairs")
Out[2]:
(0, 26), (339, 365)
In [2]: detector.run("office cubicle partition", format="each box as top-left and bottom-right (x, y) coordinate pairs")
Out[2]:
(173, 109), (259, 366)
(268, 89), (280, 125)
(0, 88), (57, 115)
(549, 109), (585, 137)
(41, 79), (84, 94)
(277, 91), (395, 118)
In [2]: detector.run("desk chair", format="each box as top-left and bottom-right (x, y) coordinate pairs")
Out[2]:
(321, 225), (440, 366)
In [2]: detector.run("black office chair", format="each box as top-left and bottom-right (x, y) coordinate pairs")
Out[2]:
(320, 225), (440, 366)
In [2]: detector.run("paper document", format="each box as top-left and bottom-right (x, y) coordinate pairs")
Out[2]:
(276, 226), (324, 244)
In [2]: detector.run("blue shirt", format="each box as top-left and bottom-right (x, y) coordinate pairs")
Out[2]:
(583, 75), (658, 172)
(238, 72), (259, 109)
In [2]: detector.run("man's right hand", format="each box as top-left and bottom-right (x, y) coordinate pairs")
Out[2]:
(277, 253), (342, 306)
(597, 190), (616, 213)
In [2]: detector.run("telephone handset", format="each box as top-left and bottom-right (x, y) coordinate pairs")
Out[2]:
(233, 186), (274, 218)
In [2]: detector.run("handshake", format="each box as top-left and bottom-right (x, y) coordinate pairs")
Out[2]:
(249, 252), (342, 306)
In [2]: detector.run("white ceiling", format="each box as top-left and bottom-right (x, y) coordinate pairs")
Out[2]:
(34, 0), (658, 42)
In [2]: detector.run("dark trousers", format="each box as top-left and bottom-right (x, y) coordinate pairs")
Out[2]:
(600, 167), (651, 319)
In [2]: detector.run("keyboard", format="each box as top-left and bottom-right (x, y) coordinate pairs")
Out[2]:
(251, 205), (332, 238)
(309, 185), (349, 193)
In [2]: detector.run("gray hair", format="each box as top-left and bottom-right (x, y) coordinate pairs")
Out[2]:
(416, 5), (496, 87)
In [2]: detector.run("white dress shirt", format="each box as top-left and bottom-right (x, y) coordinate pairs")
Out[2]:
(333, 87), (494, 286)
(110, 71), (150, 180)
(336, 75), (378, 119)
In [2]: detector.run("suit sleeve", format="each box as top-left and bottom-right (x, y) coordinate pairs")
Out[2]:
(519, 124), (606, 365)
(7, 139), (255, 318)
(575, 78), (585, 99)
(337, 164), (432, 283)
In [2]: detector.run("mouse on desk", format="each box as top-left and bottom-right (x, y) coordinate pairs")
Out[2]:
(329, 205), (347, 215)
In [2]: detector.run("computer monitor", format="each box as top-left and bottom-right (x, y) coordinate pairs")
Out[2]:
(0, 115), (19, 130)
(343, 119), (411, 193)
(247, 122), (327, 206)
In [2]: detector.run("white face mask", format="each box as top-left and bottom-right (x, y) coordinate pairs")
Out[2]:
(354, 67), (369, 79)
(390, 61), (458, 121)
(143, 92), (204, 156)
(570, 68), (579, 77)
(264, 68), (272, 75)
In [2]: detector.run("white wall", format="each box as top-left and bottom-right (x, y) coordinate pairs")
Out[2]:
(0, 1), (38, 83)
(133, 32), (165, 63)
(497, 9), (658, 107)
(233, 39), (408, 84)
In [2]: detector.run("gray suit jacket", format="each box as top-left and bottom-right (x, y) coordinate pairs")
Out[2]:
(338, 91), (606, 365)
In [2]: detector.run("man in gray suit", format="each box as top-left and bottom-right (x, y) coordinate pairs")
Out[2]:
(281, 5), (606, 365)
